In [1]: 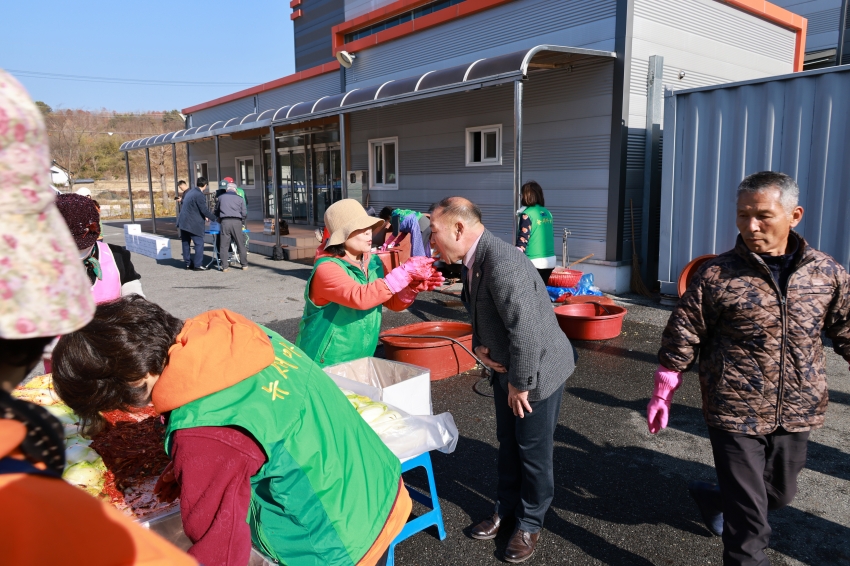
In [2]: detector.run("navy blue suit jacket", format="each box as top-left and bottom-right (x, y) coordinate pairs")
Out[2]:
(177, 187), (214, 236)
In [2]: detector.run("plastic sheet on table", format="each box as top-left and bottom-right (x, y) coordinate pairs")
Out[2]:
(377, 408), (459, 462)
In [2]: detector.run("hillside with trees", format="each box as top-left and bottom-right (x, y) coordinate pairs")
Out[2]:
(40, 103), (188, 207)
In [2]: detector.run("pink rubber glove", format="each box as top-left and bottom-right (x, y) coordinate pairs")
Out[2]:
(383, 257), (437, 293)
(647, 366), (683, 434)
(411, 273), (445, 291)
(397, 286), (418, 304)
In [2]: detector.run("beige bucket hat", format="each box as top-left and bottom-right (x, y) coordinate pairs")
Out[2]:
(325, 199), (384, 246)
(0, 69), (95, 339)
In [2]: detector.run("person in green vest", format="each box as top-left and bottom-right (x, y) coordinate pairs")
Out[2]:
(516, 180), (556, 284)
(297, 199), (443, 367)
(51, 296), (413, 566)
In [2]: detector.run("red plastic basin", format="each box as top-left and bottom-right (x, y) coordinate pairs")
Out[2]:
(379, 321), (476, 380)
(677, 254), (717, 297)
(554, 303), (627, 340)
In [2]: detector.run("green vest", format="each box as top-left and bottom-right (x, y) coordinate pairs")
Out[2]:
(520, 205), (555, 260)
(165, 328), (401, 566)
(296, 256), (384, 367)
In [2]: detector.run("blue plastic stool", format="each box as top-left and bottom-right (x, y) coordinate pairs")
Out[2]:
(387, 451), (446, 566)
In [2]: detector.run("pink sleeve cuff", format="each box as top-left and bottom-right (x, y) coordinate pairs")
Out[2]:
(653, 365), (683, 400)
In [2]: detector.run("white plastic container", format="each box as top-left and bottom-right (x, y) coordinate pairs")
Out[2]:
(323, 357), (432, 416)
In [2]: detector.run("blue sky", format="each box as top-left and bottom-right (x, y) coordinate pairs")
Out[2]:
(1, 1), (296, 112)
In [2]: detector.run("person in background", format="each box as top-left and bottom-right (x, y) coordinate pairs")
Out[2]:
(516, 181), (556, 285)
(56, 194), (144, 301)
(176, 177), (215, 271)
(0, 66), (195, 566)
(649, 171), (850, 566)
(51, 296), (411, 566)
(175, 179), (188, 204)
(297, 199), (443, 367)
(214, 182), (248, 272)
(429, 197), (575, 564)
(372, 206), (394, 248)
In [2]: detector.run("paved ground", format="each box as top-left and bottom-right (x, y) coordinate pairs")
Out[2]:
(40, 223), (850, 565)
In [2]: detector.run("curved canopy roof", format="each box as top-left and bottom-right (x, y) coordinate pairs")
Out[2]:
(121, 45), (615, 151)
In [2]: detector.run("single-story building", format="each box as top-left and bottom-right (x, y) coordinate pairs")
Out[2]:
(120, 0), (808, 292)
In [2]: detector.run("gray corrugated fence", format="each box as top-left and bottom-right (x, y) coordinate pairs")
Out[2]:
(659, 65), (850, 291)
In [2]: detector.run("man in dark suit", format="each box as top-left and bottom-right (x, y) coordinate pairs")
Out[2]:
(176, 177), (215, 270)
(429, 197), (575, 563)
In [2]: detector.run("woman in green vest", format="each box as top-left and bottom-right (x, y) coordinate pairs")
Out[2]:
(52, 296), (413, 566)
(297, 199), (443, 367)
(516, 180), (556, 284)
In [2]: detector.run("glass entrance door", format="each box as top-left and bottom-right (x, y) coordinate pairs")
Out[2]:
(312, 146), (341, 224)
(290, 151), (308, 223)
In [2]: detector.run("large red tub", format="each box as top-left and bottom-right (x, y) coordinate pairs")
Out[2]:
(379, 321), (476, 380)
(554, 303), (627, 340)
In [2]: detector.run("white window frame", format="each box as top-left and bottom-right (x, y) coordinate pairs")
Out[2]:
(235, 156), (256, 189)
(193, 160), (209, 183)
(465, 124), (502, 166)
(368, 137), (399, 190)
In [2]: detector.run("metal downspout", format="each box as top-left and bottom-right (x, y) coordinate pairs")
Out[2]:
(124, 151), (135, 223)
(214, 135), (222, 184)
(172, 143), (179, 232)
(838, 0), (850, 66)
(339, 113), (348, 200)
(270, 129), (283, 259)
(145, 147), (157, 234)
(641, 55), (664, 284)
(513, 80), (524, 239)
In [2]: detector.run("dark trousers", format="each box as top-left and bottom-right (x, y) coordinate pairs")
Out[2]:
(219, 218), (247, 267)
(181, 230), (205, 268)
(708, 426), (810, 566)
(493, 380), (564, 533)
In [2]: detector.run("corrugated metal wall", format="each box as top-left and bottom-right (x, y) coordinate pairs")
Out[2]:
(258, 72), (341, 111)
(295, 0), (345, 71)
(344, 0), (396, 20)
(345, 0), (617, 90)
(350, 59), (614, 254)
(186, 138), (264, 221)
(627, 0), (797, 262)
(190, 98), (256, 128)
(188, 73), (341, 128)
(659, 66), (850, 286)
(771, 0), (842, 52)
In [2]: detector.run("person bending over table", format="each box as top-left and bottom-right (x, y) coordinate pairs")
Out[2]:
(52, 296), (412, 566)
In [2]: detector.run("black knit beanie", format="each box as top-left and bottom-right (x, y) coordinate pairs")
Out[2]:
(55, 193), (100, 250)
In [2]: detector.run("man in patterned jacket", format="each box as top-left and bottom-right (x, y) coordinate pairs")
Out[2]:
(647, 171), (850, 566)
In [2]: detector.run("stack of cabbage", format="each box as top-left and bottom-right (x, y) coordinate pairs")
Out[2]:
(13, 375), (107, 496)
(340, 389), (408, 436)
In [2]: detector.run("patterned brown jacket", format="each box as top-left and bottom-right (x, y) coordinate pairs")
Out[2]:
(659, 232), (850, 434)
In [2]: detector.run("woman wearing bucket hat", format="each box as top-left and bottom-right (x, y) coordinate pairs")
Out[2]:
(0, 69), (195, 565)
(297, 199), (444, 367)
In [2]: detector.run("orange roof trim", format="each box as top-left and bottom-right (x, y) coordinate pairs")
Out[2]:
(723, 0), (807, 71)
(331, 0), (515, 55)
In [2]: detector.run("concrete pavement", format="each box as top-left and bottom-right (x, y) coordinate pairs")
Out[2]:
(44, 223), (850, 565)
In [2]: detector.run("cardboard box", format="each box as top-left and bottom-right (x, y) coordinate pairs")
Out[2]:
(323, 357), (432, 416)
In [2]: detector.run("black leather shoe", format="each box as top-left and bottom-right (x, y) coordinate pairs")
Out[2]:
(505, 529), (539, 563)
(190, 265), (208, 271)
(469, 513), (501, 540)
(689, 480), (723, 536)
